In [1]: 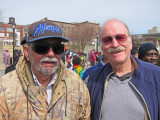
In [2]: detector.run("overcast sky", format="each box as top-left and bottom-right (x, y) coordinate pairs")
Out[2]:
(0, 0), (160, 34)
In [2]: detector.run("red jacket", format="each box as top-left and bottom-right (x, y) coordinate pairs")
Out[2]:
(90, 51), (96, 62)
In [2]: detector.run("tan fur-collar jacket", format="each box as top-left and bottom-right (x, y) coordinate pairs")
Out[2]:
(0, 56), (90, 120)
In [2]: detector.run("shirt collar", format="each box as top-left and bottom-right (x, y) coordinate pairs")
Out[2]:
(31, 68), (57, 87)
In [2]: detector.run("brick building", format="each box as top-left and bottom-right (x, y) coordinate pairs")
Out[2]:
(40, 18), (100, 46)
(0, 22), (28, 58)
(0, 22), (28, 46)
(132, 33), (160, 52)
(0, 18), (100, 57)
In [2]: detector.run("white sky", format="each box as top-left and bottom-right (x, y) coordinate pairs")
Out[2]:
(0, 0), (160, 34)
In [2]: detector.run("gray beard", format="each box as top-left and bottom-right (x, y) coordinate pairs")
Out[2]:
(29, 49), (60, 75)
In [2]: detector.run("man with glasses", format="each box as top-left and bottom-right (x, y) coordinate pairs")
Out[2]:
(86, 19), (160, 120)
(0, 21), (90, 119)
(138, 43), (159, 65)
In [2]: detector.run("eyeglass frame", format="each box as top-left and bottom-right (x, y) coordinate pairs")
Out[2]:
(101, 34), (131, 46)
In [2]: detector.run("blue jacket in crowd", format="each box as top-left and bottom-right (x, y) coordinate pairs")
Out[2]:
(87, 57), (160, 120)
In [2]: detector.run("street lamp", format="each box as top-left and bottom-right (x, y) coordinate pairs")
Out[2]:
(9, 17), (16, 64)
(12, 24), (16, 63)
(96, 33), (99, 52)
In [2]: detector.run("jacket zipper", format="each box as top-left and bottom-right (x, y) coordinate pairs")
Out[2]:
(129, 81), (151, 120)
(98, 73), (151, 120)
(98, 72), (114, 120)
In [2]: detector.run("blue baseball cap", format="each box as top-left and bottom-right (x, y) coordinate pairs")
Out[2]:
(27, 21), (69, 42)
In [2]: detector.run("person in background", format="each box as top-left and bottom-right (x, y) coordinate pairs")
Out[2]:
(18, 49), (23, 57)
(72, 56), (84, 78)
(138, 43), (159, 65)
(0, 21), (90, 119)
(81, 53), (88, 70)
(5, 35), (27, 74)
(83, 51), (87, 57)
(98, 52), (103, 62)
(78, 50), (81, 55)
(13, 49), (20, 64)
(82, 55), (108, 81)
(3, 48), (10, 68)
(89, 49), (96, 66)
(66, 52), (72, 68)
(61, 52), (65, 65)
(86, 19), (160, 120)
(131, 48), (138, 58)
(95, 52), (100, 64)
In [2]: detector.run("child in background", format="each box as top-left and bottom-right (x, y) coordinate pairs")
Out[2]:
(72, 56), (84, 78)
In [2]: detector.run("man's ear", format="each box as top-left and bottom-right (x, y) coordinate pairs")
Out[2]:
(23, 45), (30, 61)
(128, 36), (132, 50)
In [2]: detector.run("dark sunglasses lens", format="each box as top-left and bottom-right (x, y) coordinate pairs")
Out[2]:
(32, 42), (64, 55)
(53, 44), (64, 55)
(32, 43), (50, 54)
(115, 34), (127, 43)
(102, 36), (112, 45)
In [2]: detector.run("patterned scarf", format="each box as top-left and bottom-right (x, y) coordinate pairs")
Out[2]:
(73, 65), (83, 77)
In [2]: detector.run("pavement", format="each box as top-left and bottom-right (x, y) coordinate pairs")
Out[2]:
(0, 70), (4, 78)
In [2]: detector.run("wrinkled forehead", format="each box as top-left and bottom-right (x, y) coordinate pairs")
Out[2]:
(100, 20), (130, 39)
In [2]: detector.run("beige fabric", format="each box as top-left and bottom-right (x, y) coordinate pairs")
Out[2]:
(0, 56), (91, 120)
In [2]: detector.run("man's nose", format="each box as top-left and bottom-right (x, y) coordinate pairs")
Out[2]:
(46, 48), (55, 56)
(110, 38), (119, 47)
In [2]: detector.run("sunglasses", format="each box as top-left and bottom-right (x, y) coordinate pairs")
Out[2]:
(31, 42), (64, 55)
(102, 34), (128, 46)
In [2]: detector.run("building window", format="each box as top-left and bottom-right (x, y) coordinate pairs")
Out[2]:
(16, 28), (20, 32)
(24, 28), (28, 33)
(6, 33), (13, 37)
(0, 33), (5, 37)
(6, 28), (13, 32)
(0, 27), (4, 31)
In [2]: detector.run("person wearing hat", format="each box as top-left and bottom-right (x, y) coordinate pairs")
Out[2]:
(3, 48), (10, 67)
(138, 43), (159, 65)
(0, 21), (90, 119)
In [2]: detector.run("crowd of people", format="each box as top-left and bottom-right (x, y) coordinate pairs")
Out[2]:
(60, 48), (106, 78)
(3, 48), (23, 68)
(0, 19), (160, 120)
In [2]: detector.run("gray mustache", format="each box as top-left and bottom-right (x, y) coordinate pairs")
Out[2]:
(40, 57), (58, 63)
(108, 46), (125, 54)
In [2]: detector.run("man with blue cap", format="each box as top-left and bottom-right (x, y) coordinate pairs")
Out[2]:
(0, 21), (90, 119)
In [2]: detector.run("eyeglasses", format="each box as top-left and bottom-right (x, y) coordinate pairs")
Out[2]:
(31, 42), (64, 55)
(102, 34), (129, 46)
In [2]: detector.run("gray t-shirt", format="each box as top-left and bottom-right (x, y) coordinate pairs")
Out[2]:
(101, 72), (145, 120)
